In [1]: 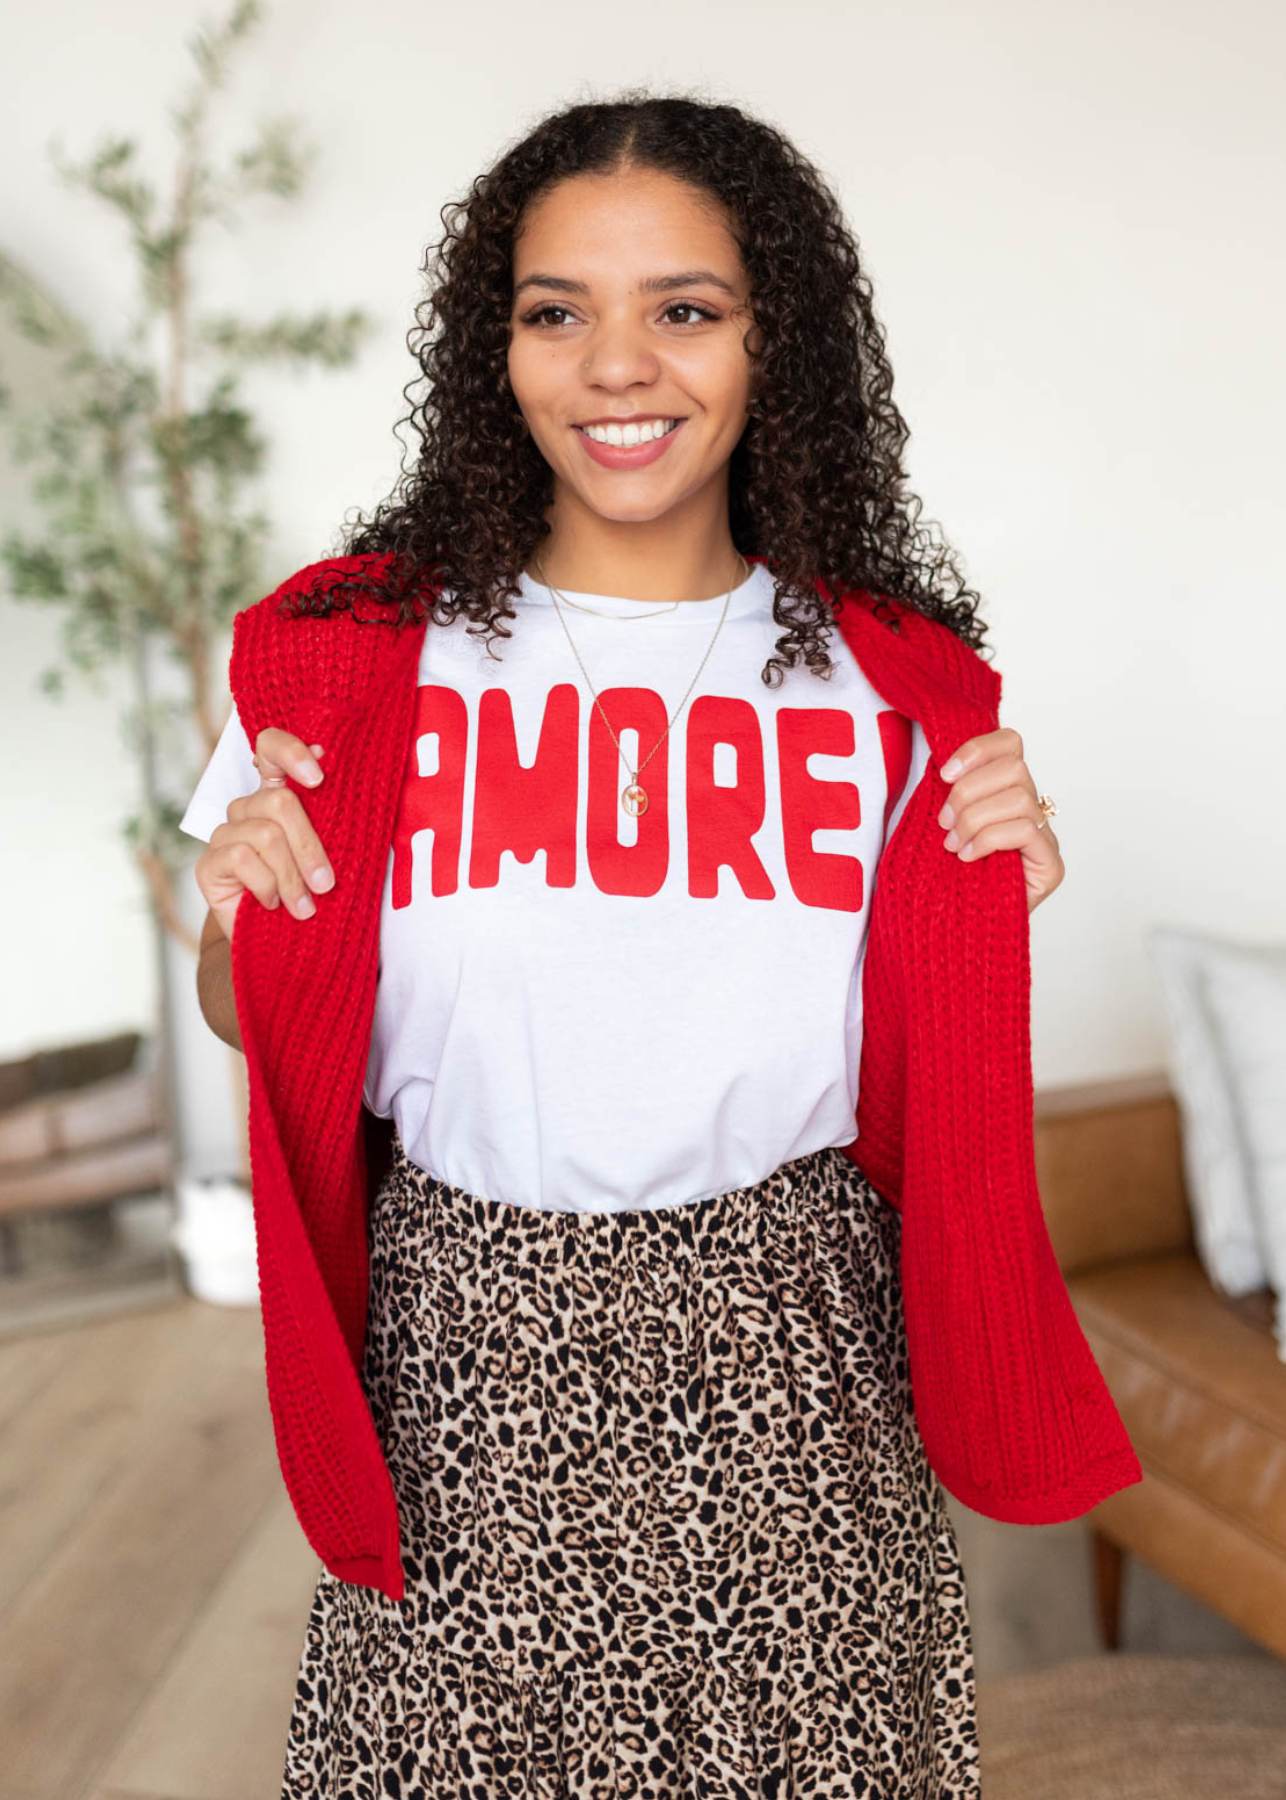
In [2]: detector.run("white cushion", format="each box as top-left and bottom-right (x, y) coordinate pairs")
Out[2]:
(1197, 941), (1286, 1364)
(1145, 925), (1279, 1297)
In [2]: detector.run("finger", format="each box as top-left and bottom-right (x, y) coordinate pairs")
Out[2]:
(939, 759), (1035, 828)
(201, 828), (292, 916)
(218, 799), (331, 912)
(938, 726), (1024, 783)
(938, 735), (1035, 823)
(942, 781), (1042, 847)
(226, 785), (335, 898)
(253, 728), (325, 788)
(953, 813), (1061, 863)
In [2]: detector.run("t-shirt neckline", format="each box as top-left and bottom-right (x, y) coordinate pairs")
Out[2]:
(516, 559), (772, 623)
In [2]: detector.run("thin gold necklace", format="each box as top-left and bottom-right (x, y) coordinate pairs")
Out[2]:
(535, 550), (748, 818)
(530, 578), (681, 621)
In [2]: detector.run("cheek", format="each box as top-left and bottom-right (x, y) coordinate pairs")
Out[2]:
(508, 347), (572, 429)
(507, 336), (548, 392)
(506, 341), (532, 404)
(687, 350), (754, 423)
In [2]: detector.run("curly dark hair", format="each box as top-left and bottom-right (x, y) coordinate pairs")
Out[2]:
(286, 87), (991, 682)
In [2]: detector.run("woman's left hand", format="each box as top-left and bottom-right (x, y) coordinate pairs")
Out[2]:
(936, 727), (1064, 914)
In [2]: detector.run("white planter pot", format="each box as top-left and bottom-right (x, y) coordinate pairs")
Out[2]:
(171, 1175), (259, 1307)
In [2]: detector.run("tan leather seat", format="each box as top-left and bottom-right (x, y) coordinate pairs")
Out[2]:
(1035, 1073), (1286, 1659)
(0, 1032), (172, 1222)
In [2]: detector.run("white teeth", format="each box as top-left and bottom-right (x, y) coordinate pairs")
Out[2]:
(582, 418), (679, 447)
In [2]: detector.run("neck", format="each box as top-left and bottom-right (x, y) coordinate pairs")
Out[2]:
(527, 506), (745, 603)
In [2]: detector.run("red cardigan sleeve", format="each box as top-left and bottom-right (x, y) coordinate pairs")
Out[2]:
(847, 607), (1143, 1524)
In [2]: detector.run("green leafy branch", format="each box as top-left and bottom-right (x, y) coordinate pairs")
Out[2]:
(0, 0), (375, 952)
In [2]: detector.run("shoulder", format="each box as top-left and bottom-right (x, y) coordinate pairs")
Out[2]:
(230, 554), (414, 670)
(845, 586), (1002, 715)
(238, 552), (402, 624)
(229, 553), (433, 720)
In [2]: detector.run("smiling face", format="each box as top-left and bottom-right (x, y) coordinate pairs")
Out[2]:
(507, 166), (759, 530)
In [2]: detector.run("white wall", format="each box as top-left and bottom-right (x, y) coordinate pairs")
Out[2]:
(3, 0), (1281, 1163)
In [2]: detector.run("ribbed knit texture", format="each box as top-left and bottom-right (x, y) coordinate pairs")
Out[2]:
(831, 594), (1144, 1525)
(227, 552), (1142, 1601)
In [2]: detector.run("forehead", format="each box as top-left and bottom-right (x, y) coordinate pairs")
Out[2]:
(514, 170), (740, 280)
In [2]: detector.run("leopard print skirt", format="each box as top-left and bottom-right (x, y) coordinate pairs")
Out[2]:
(280, 1132), (981, 1797)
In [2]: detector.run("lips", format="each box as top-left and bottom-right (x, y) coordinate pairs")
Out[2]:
(573, 417), (688, 469)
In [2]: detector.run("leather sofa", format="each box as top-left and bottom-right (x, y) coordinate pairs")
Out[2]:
(1034, 1070), (1286, 1660)
(0, 1030), (173, 1246)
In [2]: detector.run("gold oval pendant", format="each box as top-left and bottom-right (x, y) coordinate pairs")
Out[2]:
(622, 783), (648, 817)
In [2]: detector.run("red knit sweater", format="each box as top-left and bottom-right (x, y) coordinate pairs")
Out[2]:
(225, 552), (1142, 1602)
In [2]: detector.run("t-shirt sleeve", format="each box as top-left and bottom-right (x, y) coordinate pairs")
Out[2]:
(884, 718), (933, 846)
(179, 700), (260, 843)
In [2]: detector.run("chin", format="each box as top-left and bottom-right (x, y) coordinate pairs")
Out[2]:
(573, 491), (683, 524)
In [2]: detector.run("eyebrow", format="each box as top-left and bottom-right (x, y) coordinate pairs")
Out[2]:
(513, 268), (739, 300)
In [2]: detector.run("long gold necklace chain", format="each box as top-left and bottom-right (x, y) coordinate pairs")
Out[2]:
(536, 550), (747, 818)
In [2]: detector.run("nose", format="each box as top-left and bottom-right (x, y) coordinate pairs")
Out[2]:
(577, 315), (663, 390)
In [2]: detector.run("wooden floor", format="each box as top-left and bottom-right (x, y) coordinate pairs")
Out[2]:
(0, 1295), (319, 1800)
(1, 1290), (1269, 1800)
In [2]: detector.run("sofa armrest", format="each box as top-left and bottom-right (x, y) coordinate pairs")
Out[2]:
(0, 1068), (164, 1170)
(1033, 1070), (1195, 1278)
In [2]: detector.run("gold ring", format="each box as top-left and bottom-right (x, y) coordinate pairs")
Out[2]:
(252, 753), (288, 789)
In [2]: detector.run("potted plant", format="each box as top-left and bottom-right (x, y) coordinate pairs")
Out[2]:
(0, 0), (376, 1303)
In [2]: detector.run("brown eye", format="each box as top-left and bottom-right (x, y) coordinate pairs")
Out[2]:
(662, 302), (718, 325)
(520, 301), (719, 329)
(523, 303), (575, 327)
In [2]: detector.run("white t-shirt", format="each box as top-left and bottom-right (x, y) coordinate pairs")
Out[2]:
(181, 562), (932, 1213)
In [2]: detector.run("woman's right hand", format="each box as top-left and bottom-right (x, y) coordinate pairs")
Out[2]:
(195, 730), (336, 945)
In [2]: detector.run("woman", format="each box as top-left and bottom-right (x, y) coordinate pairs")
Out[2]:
(183, 93), (1136, 1799)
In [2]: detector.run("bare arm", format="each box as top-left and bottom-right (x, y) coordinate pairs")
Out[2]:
(196, 904), (243, 1052)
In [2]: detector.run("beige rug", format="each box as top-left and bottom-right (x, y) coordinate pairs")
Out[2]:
(976, 1653), (1286, 1799)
